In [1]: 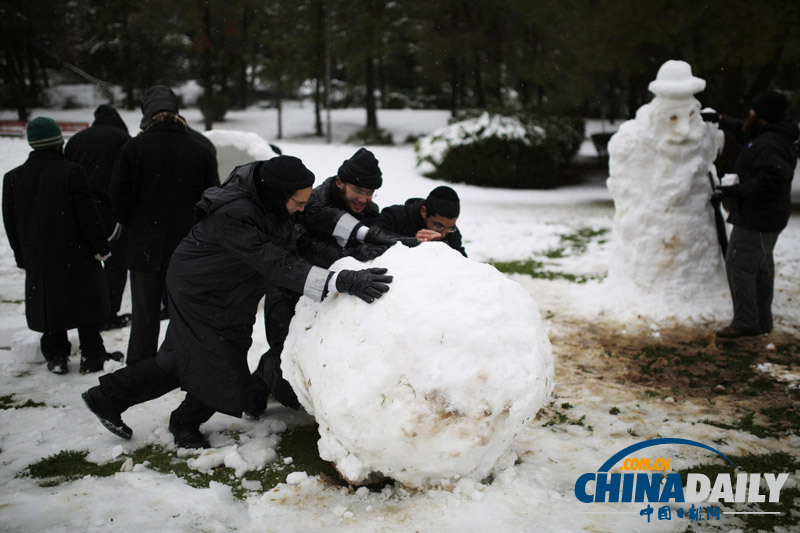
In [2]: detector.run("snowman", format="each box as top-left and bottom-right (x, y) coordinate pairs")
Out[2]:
(605, 60), (729, 320)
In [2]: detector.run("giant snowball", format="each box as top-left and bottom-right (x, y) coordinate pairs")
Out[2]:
(282, 243), (554, 488)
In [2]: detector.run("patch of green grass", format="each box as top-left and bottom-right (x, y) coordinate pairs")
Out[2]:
(609, 407), (620, 415)
(675, 452), (800, 531)
(490, 258), (593, 283)
(19, 425), (345, 498)
(0, 394), (45, 409)
(557, 227), (608, 255)
(700, 408), (799, 439)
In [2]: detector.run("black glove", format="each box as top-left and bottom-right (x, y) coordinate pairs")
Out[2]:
(364, 226), (420, 248)
(345, 243), (389, 262)
(336, 268), (393, 303)
(701, 112), (720, 123)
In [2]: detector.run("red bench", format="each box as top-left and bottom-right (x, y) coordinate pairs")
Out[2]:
(0, 120), (89, 137)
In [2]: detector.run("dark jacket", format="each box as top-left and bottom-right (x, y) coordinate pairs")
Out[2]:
(156, 162), (331, 414)
(718, 116), (799, 232)
(375, 198), (467, 257)
(2, 150), (110, 332)
(296, 176), (380, 267)
(110, 119), (218, 271)
(64, 105), (130, 230)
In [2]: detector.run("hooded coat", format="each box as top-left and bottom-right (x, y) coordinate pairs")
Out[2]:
(155, 162), (330, 414)
(2, 150), (110, 331)
(110, 118), (218, 271)
(375, 198), (467, 257)
(64, 105), (130, 231)
(718, 116), (799, 232)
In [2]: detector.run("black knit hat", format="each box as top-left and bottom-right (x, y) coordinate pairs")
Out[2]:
(26, 117), (63, 150)
(337, 148), (383, 189)
(424, 186), (460, 218)
(259, 155), (315, 191)
(140, 85), (179, 129)
(751, 91), (789, 124)
(93, 104), (128, 133)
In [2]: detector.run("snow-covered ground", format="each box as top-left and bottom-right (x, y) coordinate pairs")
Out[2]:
(0, 97), (798, 532)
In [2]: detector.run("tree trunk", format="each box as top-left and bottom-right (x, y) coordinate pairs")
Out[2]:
(201, 3), (214, 131)
(365, 55), (378, 129)
(313, 0), (324, 136)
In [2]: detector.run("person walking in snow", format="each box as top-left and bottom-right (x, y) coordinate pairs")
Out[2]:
(2, 118), (123, 374)
(110, 85), (218, 366)
(705, 91), (799, 338)
(375, 185), (467, 257)
(248, 147), (415, 417)
(83, 155), (394, 449)
(65, 104), (132, 331)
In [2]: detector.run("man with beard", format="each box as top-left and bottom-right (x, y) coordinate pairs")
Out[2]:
(110, 85), (218, 365)
(83, 156), (393, 448)
(65, 105), (131, 330)
(705, 91), (799, 338)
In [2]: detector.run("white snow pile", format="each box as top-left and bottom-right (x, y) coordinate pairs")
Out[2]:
(203, 129), (280, 181)
(282, 243), (554, 489)
(415, 112), (543, 167)
(602, 60), (729, 322)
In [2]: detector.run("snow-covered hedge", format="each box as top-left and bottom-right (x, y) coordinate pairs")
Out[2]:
(415, 112), (584, 189)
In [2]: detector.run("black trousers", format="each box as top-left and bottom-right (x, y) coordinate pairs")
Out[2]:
(41, 326), (104, 362)
(104, 234), (128, 316)
(725, 225), (780, 333)
(127, 269), (168, 365)
(254, 290), (300, 409)
(98, 357), (215, 429)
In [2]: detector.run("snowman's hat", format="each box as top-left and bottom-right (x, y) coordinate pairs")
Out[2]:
(648, 60), (706, 97)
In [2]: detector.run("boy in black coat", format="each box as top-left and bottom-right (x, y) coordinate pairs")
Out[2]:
(3, 117), (122, 374)
(375, 185), (467, 257)
(65, 105), (131, 330)
(707, 91), (799, 338)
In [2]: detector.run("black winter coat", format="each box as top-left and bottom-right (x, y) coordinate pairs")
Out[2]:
(718, 116), (799, 232)
(156, 162), (331, 414)
(375, 198), (467, 257)
(110, 120), (218, 271)
(2, 150), (110, 332)
(296, 176), (380, 268)
(65, 106), (130, 231)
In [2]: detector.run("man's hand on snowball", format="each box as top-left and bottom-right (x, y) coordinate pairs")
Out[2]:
(327, 268), (393, 303)
(415, 229), (442, 242)
(361, 225), (420, 248)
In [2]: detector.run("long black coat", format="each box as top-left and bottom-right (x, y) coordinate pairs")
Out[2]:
(156, 162), (331, 415)
(296, 176), (380, 267)
(2, 150), (110, 332)
(64, 106), (130, 231)
(375, 198), (467, 257)
(718, 116), (799, 232)
(110, 120), (218, 271)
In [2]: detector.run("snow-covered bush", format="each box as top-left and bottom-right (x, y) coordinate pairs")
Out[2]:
(415, 112), (584, 189)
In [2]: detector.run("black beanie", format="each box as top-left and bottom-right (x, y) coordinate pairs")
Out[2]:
(337, 148), (383, 189)
(259, 155), (315, 191)
(140, 85), (179, 130)
(424, 186), (460, 218)
(751, 91), (789, 124)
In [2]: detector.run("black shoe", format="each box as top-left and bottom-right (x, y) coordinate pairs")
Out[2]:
(100, 313), (132, 331)
(244, 372), (269, 419)
(47, 356), (69, 375)
(80, 351), (124, 374)
(715, 326), (761, 339)
(82, 387), (132, 440)
(169, 423), (210, 449)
